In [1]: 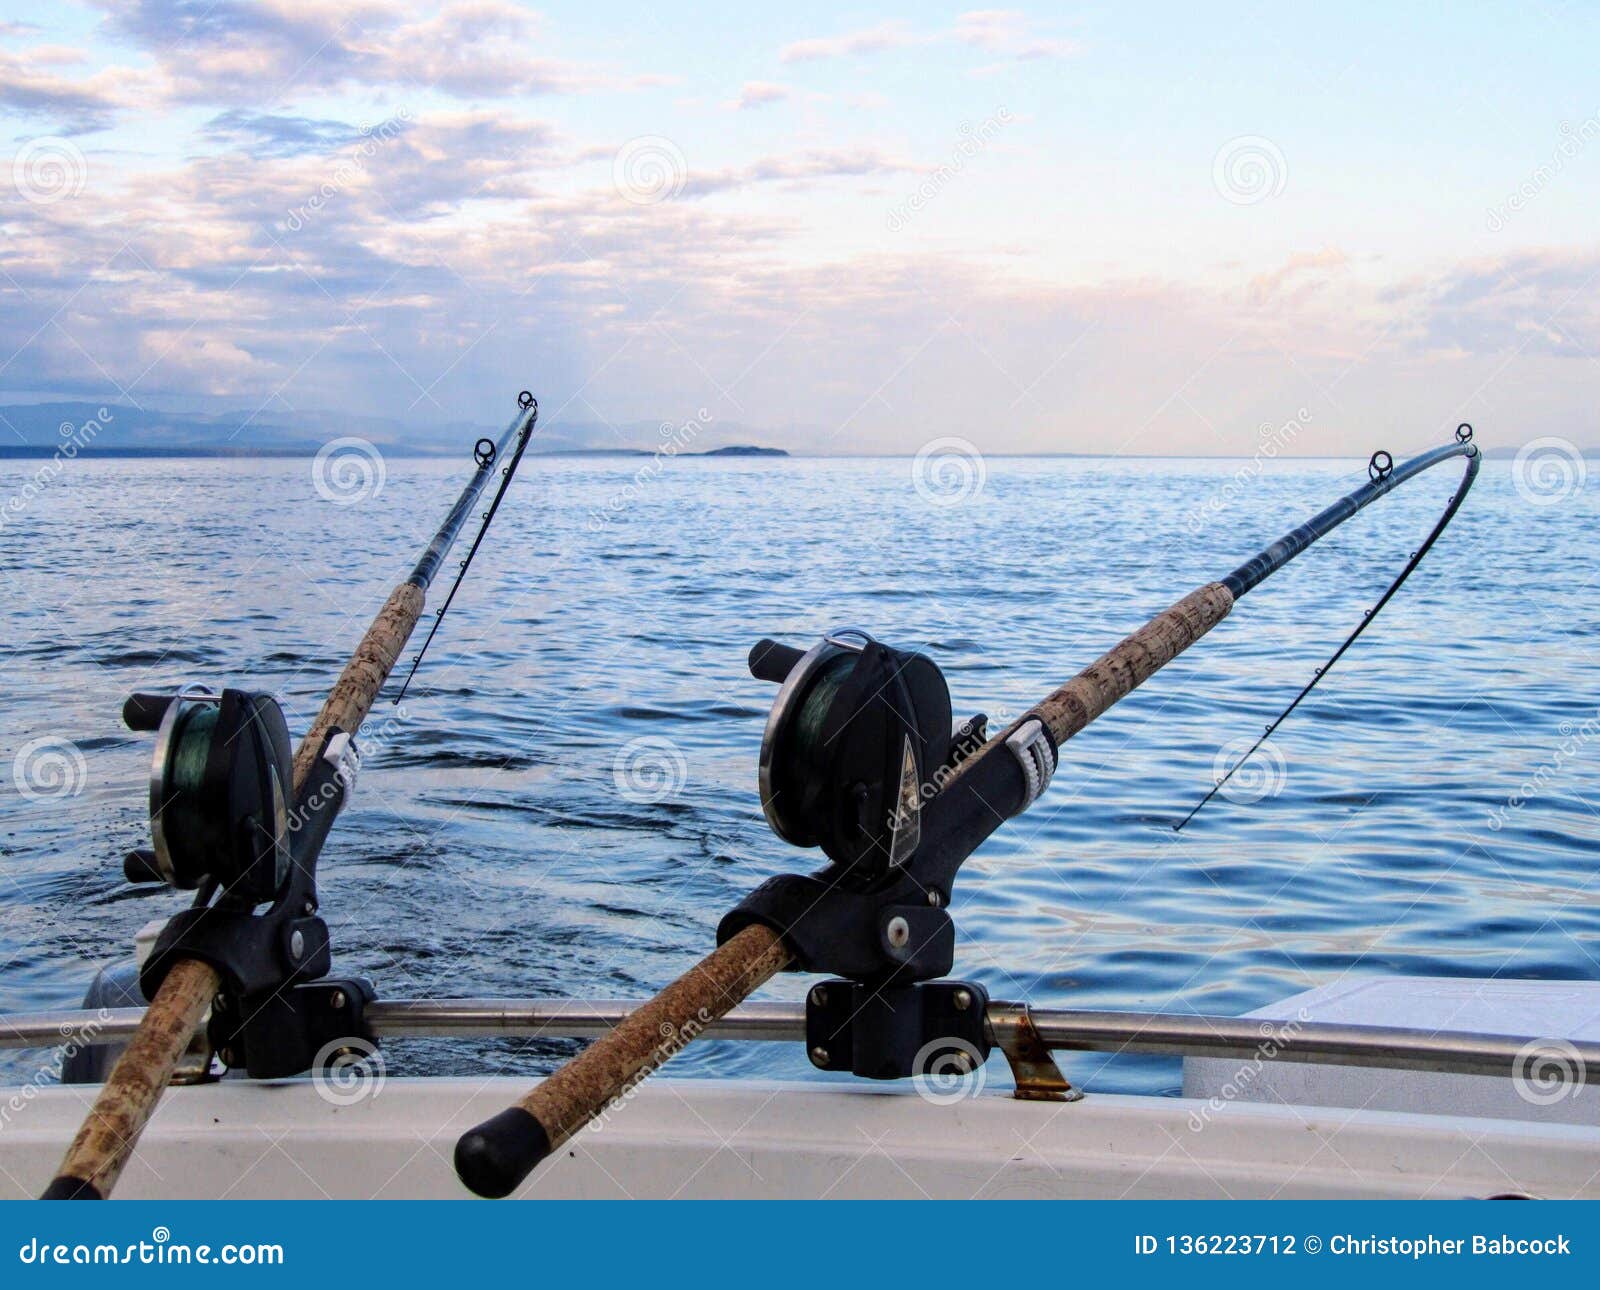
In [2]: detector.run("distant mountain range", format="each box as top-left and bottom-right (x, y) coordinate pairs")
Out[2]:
(0, 402), (1590, 460)
(0, 402), (789, 457)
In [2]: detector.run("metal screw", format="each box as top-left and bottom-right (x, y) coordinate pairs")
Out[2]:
(289, 929), (305, 961)
(952, 1050), (974, 1074)
(809, 1045), (830, 1067)
(886, 916), (910, 949)
(329, 990), (347, 1011)
(953, 988), (973, 1012)
(926, 888), (943, 907)
(809, 986), (828, 1009)
(303, 899), (316, 915)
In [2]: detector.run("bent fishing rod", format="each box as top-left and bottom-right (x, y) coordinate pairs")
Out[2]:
(43, 391), (539, 1200)
(455, 426), (1481, 1198)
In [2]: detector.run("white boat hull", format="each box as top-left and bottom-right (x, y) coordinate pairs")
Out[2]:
(4, 1078), (1595, 1200)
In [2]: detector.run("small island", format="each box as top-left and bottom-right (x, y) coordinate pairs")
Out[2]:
(700, 445), (789, 457)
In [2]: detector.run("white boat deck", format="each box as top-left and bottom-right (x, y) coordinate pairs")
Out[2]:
(4, 1077), (1596, 1200)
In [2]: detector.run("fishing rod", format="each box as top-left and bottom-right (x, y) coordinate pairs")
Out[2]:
(454, 427), (1481, 1198)
(43, 391), (539, 1201)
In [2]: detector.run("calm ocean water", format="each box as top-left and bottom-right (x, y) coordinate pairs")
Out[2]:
(2, 450), (1596, 1094)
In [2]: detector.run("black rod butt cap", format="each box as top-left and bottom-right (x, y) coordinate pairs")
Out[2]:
(454, 1107), (551, 1198)
(41, 1175), (103, 1200)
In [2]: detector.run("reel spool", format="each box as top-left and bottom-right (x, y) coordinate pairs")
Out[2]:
(123, 686), (294, 904)
(750, 630), (979, 884)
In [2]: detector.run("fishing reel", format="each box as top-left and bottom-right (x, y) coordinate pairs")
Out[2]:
(749, 630), (984, 887)
(733, 630), (1021, 1083)
(121, 685), (370, 1078)
(123, 686), (294, 904)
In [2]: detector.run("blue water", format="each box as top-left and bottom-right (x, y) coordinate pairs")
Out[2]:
(2, 453), (1596, 1093)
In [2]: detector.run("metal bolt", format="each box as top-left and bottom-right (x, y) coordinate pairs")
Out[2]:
(809, 1045), (830, 1067)
(809, 986), (828, 1009)
(329, 990), (347, 1011)
(303, 899), (316, 915)
(952, 1050), (974, 1075)
(926, 888), (943, 908)
(886, 916), (910, 949)
(289, 929), (305, 961)
(953, 988), (973, 1012)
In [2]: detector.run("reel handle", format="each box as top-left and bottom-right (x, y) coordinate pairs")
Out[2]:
(748, 638), (806, 684)
(123, 849), (164, 884)
(122, 693), (177, 732)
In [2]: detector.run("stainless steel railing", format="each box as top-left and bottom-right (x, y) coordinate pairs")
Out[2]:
(3, 998), (1593, 1084)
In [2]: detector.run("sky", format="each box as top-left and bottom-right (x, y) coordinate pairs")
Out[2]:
(1, 1), (1597, 455)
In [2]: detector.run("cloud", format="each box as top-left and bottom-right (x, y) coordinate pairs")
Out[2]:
(201, 110), (384, 158)
(1403, 250), (1600, 360)
(685, 147), (923, 197)
(1247, 247), (1350, 303)
(0, 46), (150, 133)
(84, 0), (654, 114)
(780, 22), (917, 63)
(954, 9), (1076, 57)
(779, 11), (1075, 66)
(728, 81), (790, 111)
